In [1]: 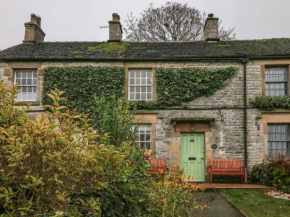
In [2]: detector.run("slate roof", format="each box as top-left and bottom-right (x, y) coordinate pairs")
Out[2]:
(1, 39), (290, 61)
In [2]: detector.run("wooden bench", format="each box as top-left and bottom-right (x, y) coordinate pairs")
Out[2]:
(148, 158), (166, 175)
(208, 159), (247, 183)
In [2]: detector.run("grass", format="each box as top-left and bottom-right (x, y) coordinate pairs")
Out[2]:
(221, 189), (290, 217)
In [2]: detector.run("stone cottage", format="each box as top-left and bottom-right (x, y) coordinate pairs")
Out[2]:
(1, 13), (290, 181)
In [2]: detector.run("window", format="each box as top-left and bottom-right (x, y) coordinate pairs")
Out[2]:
(265, 67), (288, 96)
(128, 69), (152, 100)
(132, 124), (151, 149)
(268, 124), (290, 155)
(15, 70), (37, 101)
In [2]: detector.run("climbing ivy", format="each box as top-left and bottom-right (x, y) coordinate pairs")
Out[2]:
(155, 67), (238, 107)
(42, 66), (238, 111)
(42, 66), (125, 113)
(250, 95), (290, 110)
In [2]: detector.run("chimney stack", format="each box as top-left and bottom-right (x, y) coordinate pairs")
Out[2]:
(23, 14), (45, 43)
(203, 14), (219, 42)
(108, 13), (123, 42)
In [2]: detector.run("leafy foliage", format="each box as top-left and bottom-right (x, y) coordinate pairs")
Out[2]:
(42, 66), (125, 114)
(155, 66), (238, 107)
(0, 81), (130, 216)
(43, 66), (238, 111)
(251, 154), (290, 193)
(91, 95), (136, 147)
(250, 95), (290, 110)
(124, 2), (236, 42)
(0, 81), (205, 216)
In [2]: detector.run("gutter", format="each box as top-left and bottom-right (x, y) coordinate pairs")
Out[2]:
(241, 58), (249, 167)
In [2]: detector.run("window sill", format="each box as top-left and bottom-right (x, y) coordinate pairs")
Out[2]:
(15, 101), (41, 106)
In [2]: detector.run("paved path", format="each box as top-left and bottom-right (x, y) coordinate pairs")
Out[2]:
(191, 191), (245, 217)
(199, 183), (273, 189)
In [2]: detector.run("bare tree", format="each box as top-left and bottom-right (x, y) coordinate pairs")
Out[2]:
(124, 2), (236, 42)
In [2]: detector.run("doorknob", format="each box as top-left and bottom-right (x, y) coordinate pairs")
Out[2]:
(200, 158), (204, 160)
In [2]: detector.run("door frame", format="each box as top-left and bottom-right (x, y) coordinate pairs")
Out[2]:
(180, 132), (206, 182)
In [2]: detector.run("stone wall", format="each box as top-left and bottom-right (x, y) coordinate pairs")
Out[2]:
(154, 61), (264, 170)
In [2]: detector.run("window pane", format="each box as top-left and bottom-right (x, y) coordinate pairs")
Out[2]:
(266, 83), (286, 96)
(141, 93), (146, 100)
(265, 67), (288, 96)
(133, 124), (151, 149)
(268, 124), (290, 156)
(15, 70), (37, 101)
(128, 70), (153, 101)
(266, 68), (287, 82)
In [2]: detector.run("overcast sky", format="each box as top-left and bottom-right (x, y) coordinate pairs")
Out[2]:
(0, 0), (290, 50)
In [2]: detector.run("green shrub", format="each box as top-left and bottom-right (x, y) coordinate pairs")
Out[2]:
(0, 81), (129, 216)
(91, 95), (137, 147)
(251, 154), (290, 193)
(0, 81), (202, 216)
(250, 95), (290, 110)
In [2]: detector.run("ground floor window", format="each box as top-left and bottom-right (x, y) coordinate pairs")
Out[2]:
(268, 124), (290, 155)
(132, 124), (151, 149)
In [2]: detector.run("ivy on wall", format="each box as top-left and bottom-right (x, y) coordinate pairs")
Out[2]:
(42, 66), (125, 113)
(250, 95), (290, 110)
(42, 66), (238, 111)
(155, 67), (238, 107)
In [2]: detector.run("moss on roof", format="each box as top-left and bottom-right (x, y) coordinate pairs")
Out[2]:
(1, 39), (290, 60)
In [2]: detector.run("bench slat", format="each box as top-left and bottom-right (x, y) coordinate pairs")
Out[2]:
(208, 159), (247, 183)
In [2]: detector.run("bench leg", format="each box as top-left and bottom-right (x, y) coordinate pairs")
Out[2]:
(244, 173), (247, 184)
(210, 174), (212, 183)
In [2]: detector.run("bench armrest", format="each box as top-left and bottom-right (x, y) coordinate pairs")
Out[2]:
(207, 165), (212, 172)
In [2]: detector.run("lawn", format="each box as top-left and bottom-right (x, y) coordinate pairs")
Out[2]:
(221, 189), (290, 217)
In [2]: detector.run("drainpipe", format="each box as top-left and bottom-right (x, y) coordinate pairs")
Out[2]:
(241, 58), (249, 166)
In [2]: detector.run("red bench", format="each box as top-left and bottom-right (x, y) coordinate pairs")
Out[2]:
(208, 159), (247, 183)
(148, 158), (166, 175)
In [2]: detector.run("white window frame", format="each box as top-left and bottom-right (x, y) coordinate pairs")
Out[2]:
(128, 69), (153, 101)
(132, 124), (152, 149)
(14, 70), (37, 101)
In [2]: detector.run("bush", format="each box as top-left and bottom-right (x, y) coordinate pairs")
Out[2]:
(250, 95), (290, 110)
(0, 81), (129, 216)
(0, 81), (201, 216)
(91, 95), (137, 147)
(251, 154), (290, 193)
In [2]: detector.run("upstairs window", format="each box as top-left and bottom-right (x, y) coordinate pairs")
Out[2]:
(128, 69), (153, 101)
(15, 70), (37, 101)
(268, 124), (290, 156)
(265, 67), (288, 96)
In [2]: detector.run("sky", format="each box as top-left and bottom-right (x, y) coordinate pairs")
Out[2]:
(0, 0), (290, 50)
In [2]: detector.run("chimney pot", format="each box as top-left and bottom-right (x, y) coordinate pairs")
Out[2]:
(108, 13), (123, 42)
(203, 13), (219, 42)
(112, 13), (120, 21)
(36, 15), (41, 27)
(23, 14), (45, 43)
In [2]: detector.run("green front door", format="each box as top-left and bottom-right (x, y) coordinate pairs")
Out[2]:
(180, 133), (205, 181)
